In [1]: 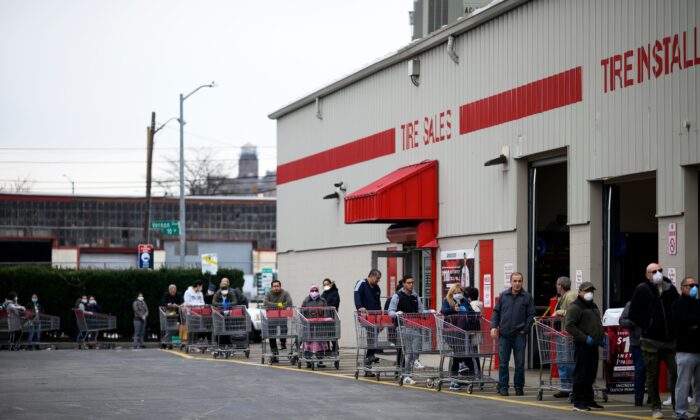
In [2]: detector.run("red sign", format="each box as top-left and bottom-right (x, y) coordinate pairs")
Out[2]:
(600, 27), (700, 93)
(605, 326), (635, 394)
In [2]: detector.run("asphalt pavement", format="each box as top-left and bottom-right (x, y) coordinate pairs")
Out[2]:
(0, 347), (661, 420)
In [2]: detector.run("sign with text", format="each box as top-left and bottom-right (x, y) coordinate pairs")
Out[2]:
(440, 249), (474, 297)
(201, 253), (218, 275)
(668, 223), (677, 255)
(138, 244), (154, 269)
(151, 220), (180, 236)
(261, 268), (273, 291)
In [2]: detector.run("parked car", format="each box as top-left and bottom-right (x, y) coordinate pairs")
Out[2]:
(246, 303), (263, 343)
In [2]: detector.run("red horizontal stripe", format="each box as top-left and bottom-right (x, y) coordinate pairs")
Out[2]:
(277, 128), (396, 185)
(459, 67), (582, 135)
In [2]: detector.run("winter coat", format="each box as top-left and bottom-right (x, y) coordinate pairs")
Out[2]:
(672, 293), (700, 353)
(213, 288), (247, 308)
(491, 288), (536, 336)
(301, 295), (327, 308)
(161, 292), (183, 307)
(321, 284), (340, 310)
(628, 277), (679, 343)
(565, 297), (605, 344)
(263, 290), (293, 309)
(133, 300), (149, 320)
(353, 279), (381, 311)
(619, 301), (641, 346)
(553, 289), (578, 317)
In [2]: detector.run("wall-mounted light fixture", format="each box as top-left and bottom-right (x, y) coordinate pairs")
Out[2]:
(408, 59), (420, 86)
(484, 146), (510, 168)
(323, 181), (346, 200)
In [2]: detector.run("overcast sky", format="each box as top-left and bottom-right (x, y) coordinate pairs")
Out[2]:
(0, 0), (414, 196)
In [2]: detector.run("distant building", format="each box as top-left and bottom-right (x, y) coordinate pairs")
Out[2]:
(212, 143), (277, 196)
(410, 0), (491, 40)
(0, 193), (276, 271)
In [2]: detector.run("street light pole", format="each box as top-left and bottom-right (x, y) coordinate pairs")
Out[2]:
(62, 174), (75, 195)
(178, 82), (216, 268)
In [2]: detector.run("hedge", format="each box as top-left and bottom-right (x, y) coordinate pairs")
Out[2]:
(0, 266), (243, 341)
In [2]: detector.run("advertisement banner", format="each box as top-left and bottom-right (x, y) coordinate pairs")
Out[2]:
(603, 308), (634, 394)
(440, 249), (474, 297)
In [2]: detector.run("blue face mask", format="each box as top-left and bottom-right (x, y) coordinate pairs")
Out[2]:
(690, 285), (698, 298)
(453, 293), (463, 302)
(32, 298), (38, 303)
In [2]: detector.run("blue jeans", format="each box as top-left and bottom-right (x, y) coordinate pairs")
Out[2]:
(558, 364), (574, 389)
(675, 352), (700, 419)
(133, 319), (146, 347)
(630, 345), (646, 404)
(26, 325), (41, 348)
(498, 333), (526, 390)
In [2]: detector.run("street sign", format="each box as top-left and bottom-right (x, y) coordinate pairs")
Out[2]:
(201, 253), (218, 275)
(150, 220), (180, 236)
(138, 244), (154, 269)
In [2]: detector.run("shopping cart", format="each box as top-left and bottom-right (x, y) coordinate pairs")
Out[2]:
(20, 312), (61, 350)
(180, 305), (214, 354)
(434, 313), (498, 392)
(74, 309), (117, 349)
(354, 310), (401, 380)
(396, 312), (440, 387)
(533, 317), (609, 402)
(261, 307), (298, 365)
(211, 305), (251, 359)
(0, 309), (24, 350)
(159, 306), (181, 349)
(294, 306), (340, 370)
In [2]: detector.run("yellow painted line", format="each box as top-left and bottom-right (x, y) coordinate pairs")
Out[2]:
(160, 350), (647, 419)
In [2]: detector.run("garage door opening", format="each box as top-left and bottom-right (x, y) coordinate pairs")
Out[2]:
(604, 176), (658, 309)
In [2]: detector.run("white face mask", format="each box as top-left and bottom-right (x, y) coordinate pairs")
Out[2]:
(583, 292), (594, 302)
(453, 293), (463, 302)
(323, 285), (331, 291)
(221, 290), (229, 296)
(89, 300), (96, 305)
(137, 296), (144, 301)
(652, 271), (663, 284)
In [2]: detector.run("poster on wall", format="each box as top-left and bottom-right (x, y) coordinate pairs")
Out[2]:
(603, 308), (635, 394)
(440, 249), (475, 297)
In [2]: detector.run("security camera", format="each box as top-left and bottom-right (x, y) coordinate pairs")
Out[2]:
(333, 181), (343, 188)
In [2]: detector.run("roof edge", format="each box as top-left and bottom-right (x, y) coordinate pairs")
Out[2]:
(268, 0), (530, 120)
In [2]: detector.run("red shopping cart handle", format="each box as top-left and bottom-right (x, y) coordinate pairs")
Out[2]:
(307, 317), (334, 322)
(267, 309), (293, 318)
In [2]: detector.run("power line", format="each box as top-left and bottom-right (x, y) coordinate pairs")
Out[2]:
(0, 158), (278, 164)
(0, 145), (277, 151)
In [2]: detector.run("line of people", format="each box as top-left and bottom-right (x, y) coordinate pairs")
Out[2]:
(1, 291), (45, 350)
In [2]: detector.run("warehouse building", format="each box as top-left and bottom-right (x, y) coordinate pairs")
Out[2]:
(270, 0), (700, 346)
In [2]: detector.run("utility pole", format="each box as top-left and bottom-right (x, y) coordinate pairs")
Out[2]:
(143, 112), (156, 244)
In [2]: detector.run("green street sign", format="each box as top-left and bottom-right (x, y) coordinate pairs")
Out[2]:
(150, 220), (180, 236)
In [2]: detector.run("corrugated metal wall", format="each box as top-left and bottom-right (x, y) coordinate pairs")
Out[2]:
(276, 0), (700, 253)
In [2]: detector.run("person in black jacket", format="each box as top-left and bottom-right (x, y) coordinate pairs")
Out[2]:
(321, 278), (340, 310)
(25, 293), (43, 350)
(321, 278), (340, 355)
(565, 282), (606, 412)
(628, 263), (680, 419)
(354, 269), (382, 373)
(161, 285), (184, 348)
(672, 276), (700, 420)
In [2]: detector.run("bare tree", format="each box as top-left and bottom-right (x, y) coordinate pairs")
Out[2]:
(155, 150), (233, 196)
(0, 176), (34, 193)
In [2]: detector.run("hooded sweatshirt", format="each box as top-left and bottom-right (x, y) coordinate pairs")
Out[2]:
(183, 286), (205, 306)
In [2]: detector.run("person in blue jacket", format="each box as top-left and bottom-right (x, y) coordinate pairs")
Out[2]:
(354, 269), (382, 375)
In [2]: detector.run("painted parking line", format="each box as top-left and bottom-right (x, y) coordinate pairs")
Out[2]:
(161, 350), (649, 419)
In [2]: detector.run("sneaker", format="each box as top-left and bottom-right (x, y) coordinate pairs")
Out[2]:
(652, 410), (664, 419)
(587, 402), (604, 410)
(449, 382), (462, 391)
(413, 360), (425, 370)
(663, 397), (673, 406)
(403, 377), (417, 385)
(499, 388), (509, 397)
(572, 404), (590, 412)
(270, 357), (279, 364)
(515, 389), (524, 396)
(553, 391), (570, 398)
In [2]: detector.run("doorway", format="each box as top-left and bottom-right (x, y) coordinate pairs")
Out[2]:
(371, 248), (431, 308)
(528, 159), (570, 315)
(604, 177), (658, 309)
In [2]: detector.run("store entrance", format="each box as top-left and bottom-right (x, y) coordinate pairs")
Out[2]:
(528, 160), (570, 315)
(371, 248), (431, 309)
(603, 177), (658, 309)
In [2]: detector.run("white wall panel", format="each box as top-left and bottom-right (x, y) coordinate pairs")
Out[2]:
(276, 0), (700, 252)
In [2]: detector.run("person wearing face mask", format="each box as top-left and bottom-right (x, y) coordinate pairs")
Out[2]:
(24, 293), (43, 351)
(628, 263), (680, 419)
(671, 276), (700, 420)
(75, 295), (89, 313)
(184, 280), (206, 307)
(86, 296), (102, 314)
(301, 284), (329, 368)
(213, 278), (243, 308)
(4, 292), (26, 349)
(320, 278), (340, 356)
(132, 292), (149, 349)
(565, 282), (606, 412)
(552, 276), (577, 398)
(440, 284), (478, 391)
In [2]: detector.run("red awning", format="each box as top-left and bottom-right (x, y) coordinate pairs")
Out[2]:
(344, 160), (438, 224)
